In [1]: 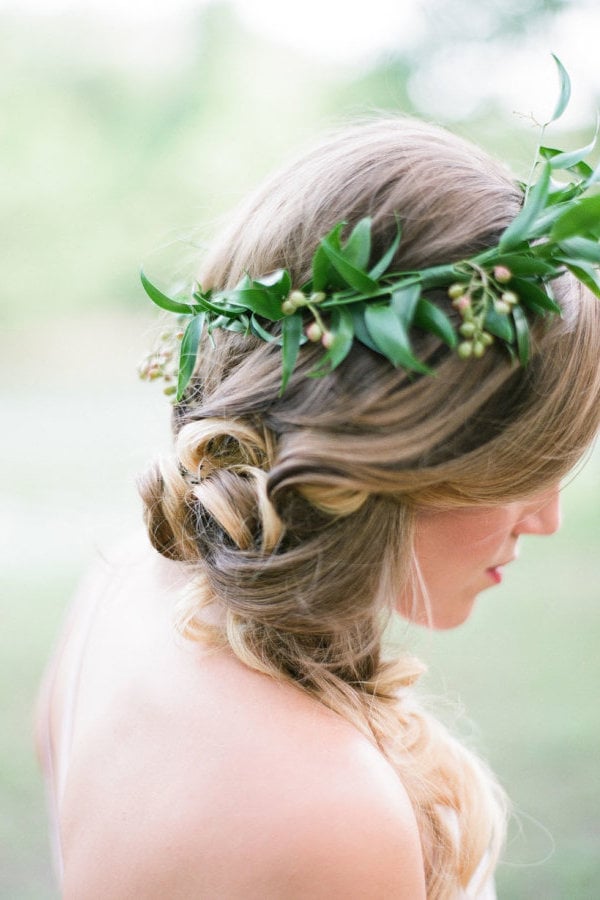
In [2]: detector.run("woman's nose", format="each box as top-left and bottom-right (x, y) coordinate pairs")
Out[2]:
(513, 487), (562, 537)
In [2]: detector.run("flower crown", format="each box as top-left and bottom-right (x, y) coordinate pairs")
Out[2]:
(140, 58), (600, 401)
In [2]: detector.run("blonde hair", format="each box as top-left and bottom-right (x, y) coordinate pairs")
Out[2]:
(139, 118), (600, 898)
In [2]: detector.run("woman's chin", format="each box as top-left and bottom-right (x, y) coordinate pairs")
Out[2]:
(397, 595), (477, 630)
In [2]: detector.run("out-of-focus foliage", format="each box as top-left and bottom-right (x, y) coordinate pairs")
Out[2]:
(1, 6), (331, 322)
(418, 0), (569, 42)
(1, 0), (594, 325)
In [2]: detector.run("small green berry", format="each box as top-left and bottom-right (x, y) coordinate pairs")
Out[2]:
(309, 291), (326, 304)
(458, 341), (473, 359)
(501, 291), (519, 306)
(448, 283), (466, 300)
(481, 331), (494, 347)
(281, 299), (297, 315)
(494, 299), (510, 315)
(288, 290), (306, 307)
(459, 322), (476, 338)
(472, 340), (485, 358)
(163, 385), (177, 396)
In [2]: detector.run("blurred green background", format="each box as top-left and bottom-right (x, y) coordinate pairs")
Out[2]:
(2, 1), (599, 897)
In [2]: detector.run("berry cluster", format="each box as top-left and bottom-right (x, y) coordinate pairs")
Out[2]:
(281, 289), (334, 348)
(448, 265), (519, 360)
(138, 329), (183, 396)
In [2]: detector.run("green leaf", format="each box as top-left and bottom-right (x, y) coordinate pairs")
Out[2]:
(511, 278), (562, 315)
(499, 162), (551, 251)
(391, 284), (421, 325)
(193, 292), (246, 318)
(254, 269), (292, 297)
(234, 273), (253, 291)
(280, 313), (303, 394)
(176, 314), (204, 401)
(548, 54), (571, 124)
(492, 254), (559, 277)
(320, 234), (379, 294)
(223, 318), (250, 334)
(364, 303), (430, 373)
(351, 303), (378, 352)
(418, 264), (461, 291)
(369, 219), (402, 279)
(208, 314), (232, 332)
(140, 270), (198, 315)
(512, 305), (530, 365)
(582, 157), (600, 188)
(562, 261), (600, 299)
(550, 195), (600, 241)
(319, 289), (380, 308)
(311, 222), (346, 292)
(483, 307), (515, 343)
(557, 237), (600, 264)
(343, 218), (372, 270)
(414, 298), (457, 348)
(311, 245), (330, 292)
(310, 307), (355, 377)
(226, 287), (286, 320)
(547, 181), (588, 205)
(250, 315), (280, 343)
(540, 135), (597, 172)
(540, 146), (594, 180)
(529, 199), (575, 237)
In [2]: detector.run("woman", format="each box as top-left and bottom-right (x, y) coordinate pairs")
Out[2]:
(37, 117), (600, 898)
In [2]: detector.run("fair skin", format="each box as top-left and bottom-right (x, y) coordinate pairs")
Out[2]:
(37, 484), (561, 897)
(408, 483), (562, 629)
(40, 534), (426, 899)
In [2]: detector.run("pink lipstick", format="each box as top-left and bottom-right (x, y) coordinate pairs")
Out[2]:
(487, 566), (503, 584)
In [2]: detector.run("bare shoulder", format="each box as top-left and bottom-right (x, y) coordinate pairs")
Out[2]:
(64, 672), (425, 899)
(249, 719), (427, 899)
(197, 697), (427, 898)
(205, 728), (427, 899)
(54, 538), (425, 898)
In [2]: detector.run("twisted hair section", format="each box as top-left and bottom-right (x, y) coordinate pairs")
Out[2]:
(139, 117), (600, 898)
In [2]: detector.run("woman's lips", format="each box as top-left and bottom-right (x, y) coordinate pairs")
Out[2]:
(486, 566), (503, 585)
(486, 556), (517, 585)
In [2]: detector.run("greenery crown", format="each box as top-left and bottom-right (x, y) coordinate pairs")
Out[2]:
(140, 57), (600, 401)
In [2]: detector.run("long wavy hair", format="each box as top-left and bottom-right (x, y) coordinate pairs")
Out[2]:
(139, 118), (600, 898)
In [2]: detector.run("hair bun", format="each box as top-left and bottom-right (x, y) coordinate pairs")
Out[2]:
(175, 417), (283, 554)
(176, 417), (275, 476)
